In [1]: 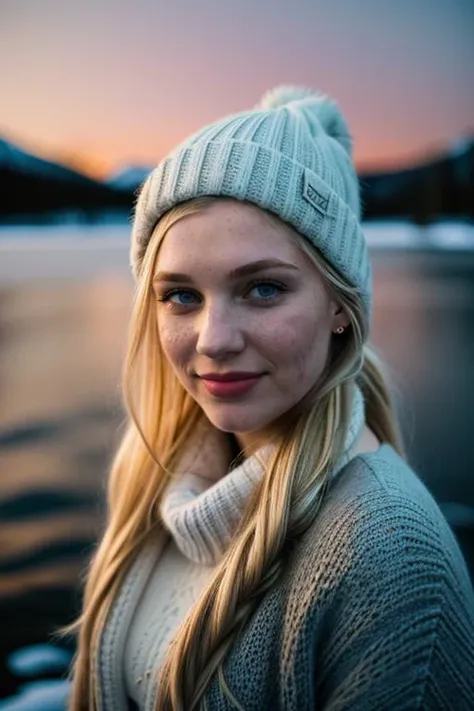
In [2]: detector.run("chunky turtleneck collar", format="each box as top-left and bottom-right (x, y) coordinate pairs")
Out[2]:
(159, 387), (365, 566)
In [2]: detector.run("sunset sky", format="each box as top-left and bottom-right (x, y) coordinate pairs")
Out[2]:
(2, 0), (473, 179)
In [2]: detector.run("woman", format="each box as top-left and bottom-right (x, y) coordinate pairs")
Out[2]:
(68, 87), (474, 710)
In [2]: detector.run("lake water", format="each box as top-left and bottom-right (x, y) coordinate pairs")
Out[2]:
(1, 222), (474, 700)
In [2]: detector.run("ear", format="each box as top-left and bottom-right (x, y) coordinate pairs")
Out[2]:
(331, 303), (350, 332)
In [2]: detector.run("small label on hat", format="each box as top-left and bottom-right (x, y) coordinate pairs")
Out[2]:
(302, 169), (330, 216)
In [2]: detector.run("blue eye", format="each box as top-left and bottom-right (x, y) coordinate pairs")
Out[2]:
(247, 282), (283, 300)
(160, 289), (200, 305)
(157, 281), (286, 308)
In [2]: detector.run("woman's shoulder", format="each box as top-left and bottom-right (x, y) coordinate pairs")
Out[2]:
(334, 442), (438, 507)
(292, 444), (473, 602)
(280, 445), (474, 710)
(327, 443), (460, 545)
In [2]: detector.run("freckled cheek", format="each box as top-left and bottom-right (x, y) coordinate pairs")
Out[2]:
(258, 315), (328, 381)
(157, 321), (194, 370)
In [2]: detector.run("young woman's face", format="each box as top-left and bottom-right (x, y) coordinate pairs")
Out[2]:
(153, 200), (348, 447)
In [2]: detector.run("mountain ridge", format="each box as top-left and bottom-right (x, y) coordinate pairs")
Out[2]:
(1, 134), (472, 223)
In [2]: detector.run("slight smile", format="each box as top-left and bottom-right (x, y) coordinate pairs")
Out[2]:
(198, 372), (265, 399)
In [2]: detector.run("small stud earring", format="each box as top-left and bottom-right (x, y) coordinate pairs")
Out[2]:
(334, 326), (345, 334)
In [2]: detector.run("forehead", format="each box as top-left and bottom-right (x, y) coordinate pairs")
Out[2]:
(155, 200), (304, 269)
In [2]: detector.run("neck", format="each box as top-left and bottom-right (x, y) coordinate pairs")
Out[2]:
(233, 431), (270, 457)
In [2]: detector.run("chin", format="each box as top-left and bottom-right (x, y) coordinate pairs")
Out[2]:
(201, 405), (267, 434)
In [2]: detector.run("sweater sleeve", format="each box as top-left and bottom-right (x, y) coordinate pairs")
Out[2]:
(314, 492), (474, 710)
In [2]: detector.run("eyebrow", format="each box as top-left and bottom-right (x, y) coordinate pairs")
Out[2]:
(153, 259), (299, 285)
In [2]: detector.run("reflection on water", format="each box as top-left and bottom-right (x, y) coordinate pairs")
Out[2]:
(371, 251), (474, 504)
(0, 275), (132, 697)
(1, 249), (474, 698)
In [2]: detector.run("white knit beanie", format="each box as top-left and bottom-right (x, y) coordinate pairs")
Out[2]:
(130, 85), (372, 318)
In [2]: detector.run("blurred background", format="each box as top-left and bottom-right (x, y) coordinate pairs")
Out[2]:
(1, 0), (473, 707)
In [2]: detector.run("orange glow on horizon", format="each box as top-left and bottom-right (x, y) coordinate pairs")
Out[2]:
(30, 133), (465, 181)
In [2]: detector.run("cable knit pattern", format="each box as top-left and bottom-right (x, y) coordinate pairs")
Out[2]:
(159, 386), (365, 565)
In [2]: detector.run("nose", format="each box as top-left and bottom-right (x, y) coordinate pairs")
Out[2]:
(195, 304), (245, 359)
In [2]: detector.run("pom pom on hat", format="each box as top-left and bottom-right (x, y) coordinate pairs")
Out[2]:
(258, 85), (318, 110)
(257, 84), (353, 157)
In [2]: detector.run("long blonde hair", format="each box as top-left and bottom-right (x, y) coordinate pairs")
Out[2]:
(67, 197), (404, 710)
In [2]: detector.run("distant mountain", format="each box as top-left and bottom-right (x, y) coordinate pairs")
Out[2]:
(0, 137), (132, 221)
(1, 134), (473, 224)
(0, 137), (97, 184)
(106, 166), (152, 192)
(360, 136), (474, 223)
(110, 137), (474, 222)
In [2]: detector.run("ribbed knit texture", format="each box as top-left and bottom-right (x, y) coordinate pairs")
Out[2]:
(96, 445), (474, 710)
(130, 86), (372, 318)
(159, 385), (365, 565)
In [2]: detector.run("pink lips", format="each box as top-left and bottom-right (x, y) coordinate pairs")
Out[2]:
(198, 372), (263, 399)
